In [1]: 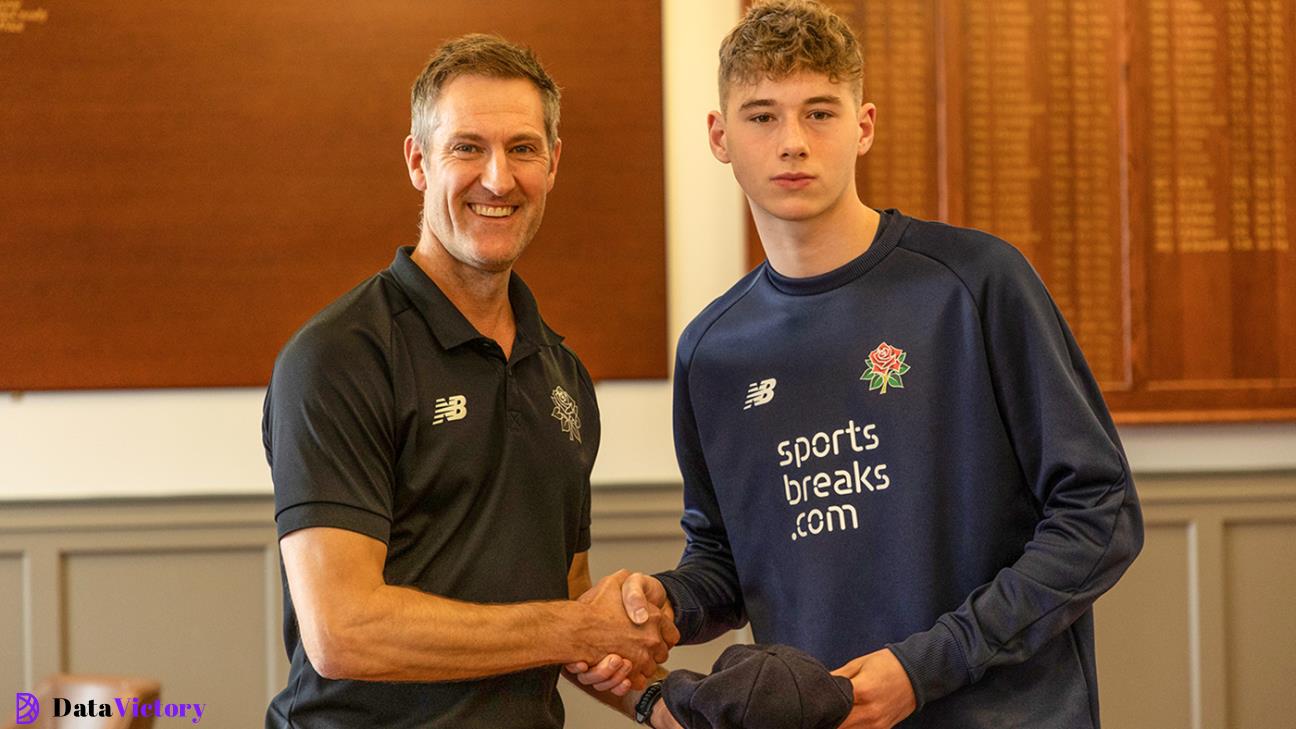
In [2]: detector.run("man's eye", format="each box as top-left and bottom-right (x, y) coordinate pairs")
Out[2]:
(809, 111), (833, 121)
(511, 145), (537, 154)
(750, 113), (774, 123)
(452, 144), (480, 154)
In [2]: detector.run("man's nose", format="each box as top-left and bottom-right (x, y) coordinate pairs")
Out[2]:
(780, 120), (809, 160)
(480, 150), (517, 197)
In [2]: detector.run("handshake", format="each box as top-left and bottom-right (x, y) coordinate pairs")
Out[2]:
(563, 569), (677, 696)
(555, 570), (917, 729)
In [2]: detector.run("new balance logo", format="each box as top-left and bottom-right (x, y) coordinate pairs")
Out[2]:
(432, 395), (467, 424)
(743, 378), (777, 410)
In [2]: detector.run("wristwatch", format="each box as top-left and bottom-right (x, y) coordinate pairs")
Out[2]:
(633, 680), (665, 725)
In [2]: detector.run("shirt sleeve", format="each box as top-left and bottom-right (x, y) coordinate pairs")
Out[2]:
(263, 322), (398, 544)
(654, 345), (749, 644)
(886, 247), (1145, 709)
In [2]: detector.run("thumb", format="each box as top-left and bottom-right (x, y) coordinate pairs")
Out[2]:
(621, 574), (652, 625)
(831, 655), (867, 678)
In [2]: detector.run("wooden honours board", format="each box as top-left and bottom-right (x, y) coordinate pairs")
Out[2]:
(944, 0), (1128, 389)
(0, 1), (667, 389)
(830, 0), (942, 221)
(752, 0), (1296, 422)
(1129, 0), (1295, 419)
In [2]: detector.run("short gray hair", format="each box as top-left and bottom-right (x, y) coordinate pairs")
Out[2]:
(410, 33), (561, 149)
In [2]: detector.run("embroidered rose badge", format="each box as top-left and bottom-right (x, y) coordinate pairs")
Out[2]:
(861, 342), (909, 394)
(550, 385), (582, 443)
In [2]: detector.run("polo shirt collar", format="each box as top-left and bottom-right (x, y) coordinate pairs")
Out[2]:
(388, 246), (564, 352)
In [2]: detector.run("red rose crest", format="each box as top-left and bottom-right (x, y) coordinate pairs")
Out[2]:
(861, 342), (909, 394)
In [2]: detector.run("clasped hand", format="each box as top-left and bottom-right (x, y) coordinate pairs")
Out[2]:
(568, 572), (915, 729)
(830, 648), (916, 729)
(566, 570), (676, 695)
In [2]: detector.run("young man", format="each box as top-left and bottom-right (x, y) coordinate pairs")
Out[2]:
(262, 35), (674, 729)
(580, 2), (1144, 727)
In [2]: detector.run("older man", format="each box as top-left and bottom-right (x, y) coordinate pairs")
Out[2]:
(263, 34), (673, 729)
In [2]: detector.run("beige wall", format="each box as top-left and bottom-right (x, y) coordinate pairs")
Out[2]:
(1092, 473), (1296, 728)
(0, 489), (732, 728)
(2, 473), (1295, 728)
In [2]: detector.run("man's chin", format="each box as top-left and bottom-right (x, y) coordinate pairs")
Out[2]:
(473, 259), (519, 274)
(430, 223), (540, 275)
(460, 244), (529, 274)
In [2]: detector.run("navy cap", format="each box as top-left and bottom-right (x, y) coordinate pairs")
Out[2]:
(663, 644), (854, 729)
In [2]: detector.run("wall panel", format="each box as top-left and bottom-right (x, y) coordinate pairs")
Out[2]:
(1094, 524), (1194, 729)
(0, 475), (1293, 728)
(0, 554), (25, 695)
(63, 548), (272, 728)
(1224, 521), (1296, 728)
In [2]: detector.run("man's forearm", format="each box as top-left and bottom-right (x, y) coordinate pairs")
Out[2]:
(309, 583), (593, 682)
(309, 571), (673, 684)
(284, 530), (670, 683)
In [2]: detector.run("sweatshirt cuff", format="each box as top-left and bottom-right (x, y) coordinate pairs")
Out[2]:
(886, 620), (972, 710)
(653, 571), (704, 645)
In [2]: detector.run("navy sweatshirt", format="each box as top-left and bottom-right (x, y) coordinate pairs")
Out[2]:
(656, 211), (1143, 728)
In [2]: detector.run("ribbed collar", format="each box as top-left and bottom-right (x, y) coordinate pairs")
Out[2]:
(764, 209), (908, 295)
(387, 246), (563, 353)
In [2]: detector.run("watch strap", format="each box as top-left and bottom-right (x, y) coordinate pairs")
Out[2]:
(633, 680), (665, 724)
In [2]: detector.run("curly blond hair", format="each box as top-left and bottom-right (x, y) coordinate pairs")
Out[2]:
(718, 0), (864, 107)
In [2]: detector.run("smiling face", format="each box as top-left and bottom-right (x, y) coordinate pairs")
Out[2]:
(404, 74), (560, 275)
(709, 71), (874, 226)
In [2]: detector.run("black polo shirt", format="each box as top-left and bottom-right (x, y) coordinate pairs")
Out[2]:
(263, 246), (598, 729)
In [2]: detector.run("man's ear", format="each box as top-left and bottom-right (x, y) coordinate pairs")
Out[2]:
(707, 111), (731, 164)
(857, 102), (877, 157)
(546, 137), (562, 191)
(404, 135), (428, 192)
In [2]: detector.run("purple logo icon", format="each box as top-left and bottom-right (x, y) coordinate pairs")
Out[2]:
(15, 692), (39, 725)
